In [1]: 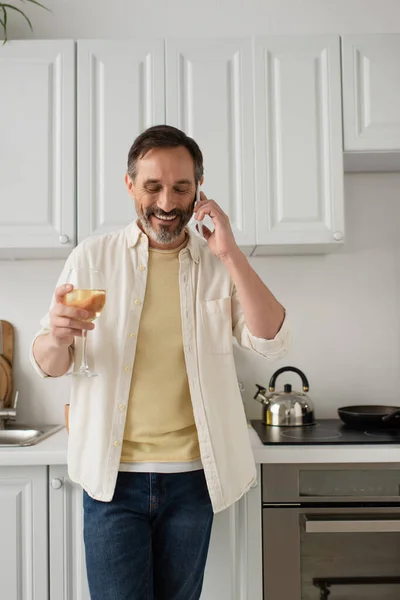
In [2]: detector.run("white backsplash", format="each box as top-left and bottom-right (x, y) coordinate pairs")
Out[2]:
(0, 173), (399, 425)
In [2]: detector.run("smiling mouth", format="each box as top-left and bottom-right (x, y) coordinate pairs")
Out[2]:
(152, 214), (179, 223)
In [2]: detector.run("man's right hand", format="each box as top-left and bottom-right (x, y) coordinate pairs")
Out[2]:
(48, 284), (94, 348)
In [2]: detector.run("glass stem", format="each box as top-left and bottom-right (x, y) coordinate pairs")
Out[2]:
(81, 330), (89, 372)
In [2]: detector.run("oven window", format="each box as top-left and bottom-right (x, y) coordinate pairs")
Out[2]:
(301, 514), (400, 599)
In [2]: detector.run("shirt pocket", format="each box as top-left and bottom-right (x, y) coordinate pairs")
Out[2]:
(201, 297), (233, 354)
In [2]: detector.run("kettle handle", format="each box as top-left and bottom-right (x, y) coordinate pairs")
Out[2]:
(268, 367), (309, 393)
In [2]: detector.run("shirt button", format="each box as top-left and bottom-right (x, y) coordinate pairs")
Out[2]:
(124, 365), (131, 373)
(130, 332), (136, 338)
(140, 235), (147, 243)
(119, 403), (126, 411)
(139, 265), (146, 271)
(113, 441), (121, 447)
(135, 299), (142, 306)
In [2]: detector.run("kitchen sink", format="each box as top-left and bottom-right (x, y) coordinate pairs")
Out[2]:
(0, 424), (63, 447)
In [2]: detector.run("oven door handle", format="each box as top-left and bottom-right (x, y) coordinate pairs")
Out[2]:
(305, 519), (400, 533)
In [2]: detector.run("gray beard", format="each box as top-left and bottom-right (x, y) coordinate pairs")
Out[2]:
(137, 198), (195, 245)
(138, 214), (186, 244)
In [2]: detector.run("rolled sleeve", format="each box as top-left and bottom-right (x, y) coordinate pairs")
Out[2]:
(30, 330), (51, 378)
(231, 283), (292, 360)
(29, 328), (75, 378)
(241, 314), (292, 360)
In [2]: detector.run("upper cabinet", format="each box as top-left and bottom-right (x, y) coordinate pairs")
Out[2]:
(77, 40), (165, 242)
(165, 38), (256, 250)
(4, 34), (399, 258)
(0, 41), (75, 258)
(253, 36), (345, 251)
(342, 34), (400, 152)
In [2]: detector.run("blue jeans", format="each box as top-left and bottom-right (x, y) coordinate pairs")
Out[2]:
(83, 470), (214, 600)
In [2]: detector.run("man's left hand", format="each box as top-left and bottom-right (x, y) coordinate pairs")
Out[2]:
(193, 192), (239, 261)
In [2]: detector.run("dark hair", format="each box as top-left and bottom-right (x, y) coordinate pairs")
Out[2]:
(127, 125), (204, 183)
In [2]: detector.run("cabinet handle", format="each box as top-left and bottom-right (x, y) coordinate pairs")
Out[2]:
(333, 231), (343, 242)
(59, 235), (70, 244)
(305, 519), (400, 533)
(51, 478), (64, 489)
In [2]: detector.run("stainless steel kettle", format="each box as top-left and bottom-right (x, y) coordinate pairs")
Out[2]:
(254, 367), (315, 427)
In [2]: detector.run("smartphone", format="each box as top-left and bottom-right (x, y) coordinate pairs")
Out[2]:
(196, 183), (203, 237)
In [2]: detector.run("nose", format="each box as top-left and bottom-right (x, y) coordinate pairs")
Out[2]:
(156, 188), (176, 213)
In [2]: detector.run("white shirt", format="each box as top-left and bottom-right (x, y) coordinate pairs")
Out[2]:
(30, 222), (291, 513)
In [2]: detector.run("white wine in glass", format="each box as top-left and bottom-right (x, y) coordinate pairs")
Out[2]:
(62, 268), (106, 377)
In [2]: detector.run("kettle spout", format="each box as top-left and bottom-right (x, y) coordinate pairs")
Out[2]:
(254, 384), (270, 406)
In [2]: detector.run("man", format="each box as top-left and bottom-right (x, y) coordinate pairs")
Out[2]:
(31, 125), (291, 600)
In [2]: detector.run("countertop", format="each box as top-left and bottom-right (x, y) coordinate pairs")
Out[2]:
(0, 427), (68, 466)
(249, 425), (400, 464)
(0, 426), (399, 467)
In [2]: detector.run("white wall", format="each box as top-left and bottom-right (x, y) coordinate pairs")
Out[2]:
(240, 173), (400, 421)
(1, 174), (400, 425)
(5, 0), (400, 39)
(1, 0), (400, 425)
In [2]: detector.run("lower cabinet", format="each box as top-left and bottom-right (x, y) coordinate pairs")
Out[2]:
(0, 465), (48, 600)
(49, 465), (90, 600)
(49, 465), (263, 600)
(0, 464), (262, 600)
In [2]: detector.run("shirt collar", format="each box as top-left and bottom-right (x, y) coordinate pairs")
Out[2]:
(126, 221), (200, 264)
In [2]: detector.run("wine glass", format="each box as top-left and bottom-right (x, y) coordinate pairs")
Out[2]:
(62, 268), (106, 378)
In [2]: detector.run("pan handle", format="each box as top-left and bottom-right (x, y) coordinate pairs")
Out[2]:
(382, 409), (400, 423)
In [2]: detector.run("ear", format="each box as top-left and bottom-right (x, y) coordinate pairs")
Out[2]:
(125, 173), (135, 197)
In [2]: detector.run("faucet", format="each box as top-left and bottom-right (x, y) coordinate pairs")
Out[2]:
(0, 390), (19, 430)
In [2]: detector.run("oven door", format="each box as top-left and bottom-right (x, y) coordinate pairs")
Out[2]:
(263, 505), (400, 600)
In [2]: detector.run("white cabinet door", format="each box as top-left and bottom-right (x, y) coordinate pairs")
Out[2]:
(48, 465), (261, 600)
(342, 34), (400, 151)
(201, 502), (233, 600)
(254, 36), (344, 251)
(0, 465), (48, 600)
(49, 466), (90, 600)
(0, 41), (75, 259)
(201, 476), (262, 600)
(77, 40), (165, 241)
(166, 38), (256, 252)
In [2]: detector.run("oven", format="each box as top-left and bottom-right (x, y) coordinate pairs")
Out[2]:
(262, 464), (400, 600)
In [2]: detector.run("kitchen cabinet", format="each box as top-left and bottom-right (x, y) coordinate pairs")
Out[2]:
(165, 38), (256, 252)
(253, 35), (345, 252)
(203, 475), (262, 600)
(48, 465), (262, 600)
(0, 41), (75, 259)
(49, 466), (90, 600)
(0, 465), (48, 600)
(2, 36), (350, 257)
(342, 34), (400, 152)
(77, 39), (165, 242)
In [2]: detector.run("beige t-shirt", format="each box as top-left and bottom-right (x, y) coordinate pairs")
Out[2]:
(120, 237), (201, 468)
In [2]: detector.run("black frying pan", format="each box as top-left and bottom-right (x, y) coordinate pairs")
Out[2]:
(338, 405), (400, 428)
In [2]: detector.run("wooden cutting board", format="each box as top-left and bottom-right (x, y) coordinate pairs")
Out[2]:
(0, 320), (14, 367)
(0, 321), (14, 408)
(0, 355), (13, 408)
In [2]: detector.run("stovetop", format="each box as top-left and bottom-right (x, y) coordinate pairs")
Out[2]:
(251, 419), (400, 445)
